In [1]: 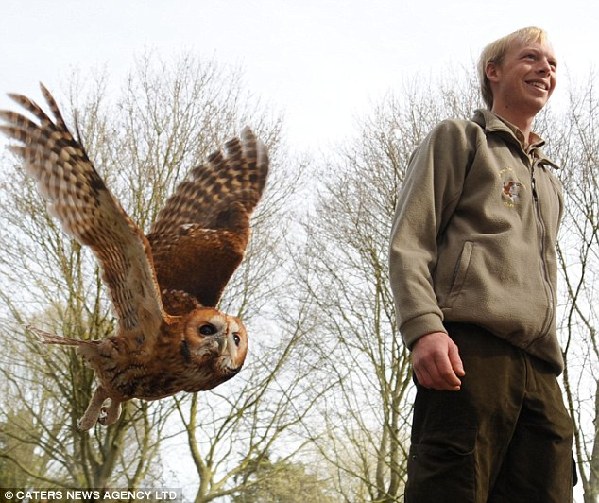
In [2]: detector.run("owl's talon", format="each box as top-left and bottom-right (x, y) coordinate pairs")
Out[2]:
(99, 399), (122, 426)
(98, 407), (108, 425)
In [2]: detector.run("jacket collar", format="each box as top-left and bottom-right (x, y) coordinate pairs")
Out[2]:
(471, 109), (560, 170)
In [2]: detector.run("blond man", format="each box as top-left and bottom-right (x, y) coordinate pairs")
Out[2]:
(389, 27), (574, 502)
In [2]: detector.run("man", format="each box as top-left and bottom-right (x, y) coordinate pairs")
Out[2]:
(388, 27), (573, 502)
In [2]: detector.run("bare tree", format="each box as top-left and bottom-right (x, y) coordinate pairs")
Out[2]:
(539, 73), (599, 503)
(281, 76), (480, 501)
(230, 454), (338, 502)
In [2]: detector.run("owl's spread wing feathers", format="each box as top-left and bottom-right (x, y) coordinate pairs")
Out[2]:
(151, 129), (268, 234)
(0, 84), (165, 338)
(148, 128), (269, 306)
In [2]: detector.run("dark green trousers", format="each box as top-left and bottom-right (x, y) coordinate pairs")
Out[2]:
(405, 323), (574, 503)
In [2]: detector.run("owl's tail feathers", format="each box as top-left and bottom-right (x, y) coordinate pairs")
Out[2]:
(27, 325), (81, 346)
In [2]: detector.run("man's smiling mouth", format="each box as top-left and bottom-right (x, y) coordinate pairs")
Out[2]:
(526, 80), (549, 91)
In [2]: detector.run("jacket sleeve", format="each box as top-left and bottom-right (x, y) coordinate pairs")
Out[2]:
(388, 119), (477, 348)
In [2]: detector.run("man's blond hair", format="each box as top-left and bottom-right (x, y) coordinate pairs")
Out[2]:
(478, 26), (550, 109)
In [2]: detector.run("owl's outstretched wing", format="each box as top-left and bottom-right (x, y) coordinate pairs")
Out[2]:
(147, 128), (269, 307)
(0, 84), (165, 339)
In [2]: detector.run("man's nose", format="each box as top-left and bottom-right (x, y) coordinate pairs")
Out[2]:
(537, 58), (553, 75)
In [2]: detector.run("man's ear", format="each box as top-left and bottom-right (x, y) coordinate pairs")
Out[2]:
(485, 61), (500, 83)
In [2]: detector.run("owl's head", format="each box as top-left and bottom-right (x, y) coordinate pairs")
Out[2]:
(181, 306), (248, 379)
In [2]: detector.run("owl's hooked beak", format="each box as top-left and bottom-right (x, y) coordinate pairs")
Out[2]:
(179, 333), (228, 364)
(217, 335), (228, 354)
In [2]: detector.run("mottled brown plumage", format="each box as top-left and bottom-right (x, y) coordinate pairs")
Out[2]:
(0, 84), (268, 430)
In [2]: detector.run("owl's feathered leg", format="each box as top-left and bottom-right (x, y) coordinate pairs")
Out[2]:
(30, 326), (122, 429)
(78, 386), (110, 431)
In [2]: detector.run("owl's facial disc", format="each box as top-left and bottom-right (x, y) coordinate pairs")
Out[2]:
(183, 308), (248, 369)
(224, 317), (248, 369)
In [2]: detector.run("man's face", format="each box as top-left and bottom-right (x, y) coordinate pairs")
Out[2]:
(487, 39), (557, 117)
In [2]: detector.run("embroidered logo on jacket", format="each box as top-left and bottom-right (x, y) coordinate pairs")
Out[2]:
(498, 167), (525, 207)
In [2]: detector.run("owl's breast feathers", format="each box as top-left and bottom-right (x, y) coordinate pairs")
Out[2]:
(80, 316), (228, 401)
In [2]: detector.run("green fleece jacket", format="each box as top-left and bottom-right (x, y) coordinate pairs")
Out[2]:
(388, 109), (564, 373)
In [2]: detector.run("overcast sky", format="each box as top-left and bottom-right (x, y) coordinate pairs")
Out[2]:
(1, 0), (597, 151)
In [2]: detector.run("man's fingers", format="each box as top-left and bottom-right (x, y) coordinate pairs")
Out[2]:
(433, 352), (462, 390)
(414, 365), (435, 389)
(448, 339), (466, 377)
(414, 354), (461, 390)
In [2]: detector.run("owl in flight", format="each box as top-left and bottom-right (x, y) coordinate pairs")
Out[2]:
(0, 84), (268, 430)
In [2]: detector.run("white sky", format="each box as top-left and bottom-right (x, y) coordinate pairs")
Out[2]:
(1, 0), (597, 152)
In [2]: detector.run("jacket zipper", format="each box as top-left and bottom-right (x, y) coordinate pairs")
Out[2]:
(530, 162), (555, 337)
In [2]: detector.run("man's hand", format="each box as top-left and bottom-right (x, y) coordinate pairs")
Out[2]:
(412, 331), (465, 390)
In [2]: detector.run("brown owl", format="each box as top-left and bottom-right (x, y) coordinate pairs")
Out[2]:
(0, 84), (268, 430)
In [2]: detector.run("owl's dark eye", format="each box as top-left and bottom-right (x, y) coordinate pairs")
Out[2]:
(233, 333), (241, 346)
(198, 324), (217, 336)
